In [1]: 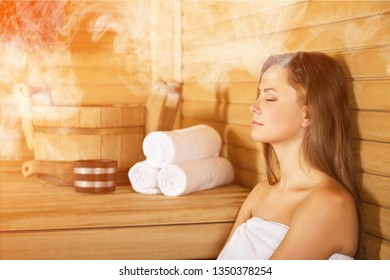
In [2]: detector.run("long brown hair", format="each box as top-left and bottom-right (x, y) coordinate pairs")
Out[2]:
(260, 52), (363, 258)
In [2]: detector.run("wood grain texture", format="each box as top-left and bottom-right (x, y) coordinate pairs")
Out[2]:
(363, 234), (390, 260)
(1, 223), (232, 260)
(353, 140), (390, 177)
(69, 13), (150, 105)
(362, 202), (390, 241)
(180, 1), (390, 260)
(358, 172), (390, 209)
(183, 46), (390, 83)
(0, 161), (249, 260)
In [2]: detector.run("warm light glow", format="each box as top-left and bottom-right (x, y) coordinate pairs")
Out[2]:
(0, 1), (68, 49)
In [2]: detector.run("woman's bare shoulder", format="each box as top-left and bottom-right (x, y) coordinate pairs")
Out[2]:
(302, 179), (357, 215)
(296, 180), (358, 250)
(272, 180), (359, 259)
(238, 180), (271, 215)
(253, 179), (272, 192)
(247, 179), (271, 199)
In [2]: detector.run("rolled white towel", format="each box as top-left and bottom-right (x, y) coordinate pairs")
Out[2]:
(142, 124), (222, 168)
(157, 157), (234, 196)
(128, 161), (161, 195)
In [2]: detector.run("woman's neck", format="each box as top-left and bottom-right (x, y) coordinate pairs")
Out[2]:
(271, 139), (323, 190)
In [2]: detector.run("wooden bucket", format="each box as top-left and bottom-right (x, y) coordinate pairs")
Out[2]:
(29, 105), (145, 184)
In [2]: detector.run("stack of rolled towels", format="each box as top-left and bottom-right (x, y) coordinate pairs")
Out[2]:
(128, 124), (234, 196)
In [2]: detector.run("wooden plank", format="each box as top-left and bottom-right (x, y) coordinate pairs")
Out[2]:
(101, 134), (121, 166)
(119, 133), (144, 170)
(183, 82), (257, 104)
(283, 13), (390, 52)
(221, 144), (265, 175)
(145, 81), (168, 134)
(71, 51), (128, 68)
(101, 107), (121, 128)
(0, 223), (232, 260)
(121, 105), (145, 128)
(357, 172), (390, 209)
(299, 1), (390, 28)
(74, 85), (148, 102)
(349, 79), (390, 111)
(59, 107), (79, 128)
(0, 182), (247, 232)
(34, 132), (63, 161)
(81, 90), (148, 106)
(185, 46), (389, 83)
(351, 111), (390, 142)
(159, 82), (183, 131)
(69, 12), (116, 49)
(182, 0), (303, 31)
(184, 12), (390, 52)
(0, 162), (249, 231)
(74, 67), (147, 86)
(182, 101), (251, 125)
(73, 67), (151, 105)
(184, 46), (390, 83)
(334, 46), (390, 79)
(363, 233), (390, 260)
(79, 107), (101, 128)
(150, 1), (182, 82)
(70, 32), (115, 51)
(233, 167), (265, 189)
(183, 1), (390, 46)
(353, 140), (390, 177)
(61, 134), (82, 161)
(362, 202), (390, 241)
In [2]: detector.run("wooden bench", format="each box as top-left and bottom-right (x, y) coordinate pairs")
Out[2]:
(0, 160), (250, 260)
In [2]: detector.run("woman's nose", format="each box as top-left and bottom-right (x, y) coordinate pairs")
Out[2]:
(249, 101), (261, 114)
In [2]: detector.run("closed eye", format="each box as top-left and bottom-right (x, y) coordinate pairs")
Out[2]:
(258, 87), (278, 102)
(265, 94), (277, 101)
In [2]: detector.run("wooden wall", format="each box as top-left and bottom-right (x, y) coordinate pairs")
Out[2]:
(4, 0), (389, 260)
(68, 1), (181, 105)
(70, 15), (148, 105)
(180, 1), (390, 259)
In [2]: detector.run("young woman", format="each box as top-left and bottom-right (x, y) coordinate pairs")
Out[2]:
(218, 52), (362, 260)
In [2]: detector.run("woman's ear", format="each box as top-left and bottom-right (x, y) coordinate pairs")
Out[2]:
(300, 106), (311, 128)
(301, 117), (310, 128)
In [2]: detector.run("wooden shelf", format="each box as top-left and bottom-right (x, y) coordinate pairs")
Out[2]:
(0, 160), (250, 260)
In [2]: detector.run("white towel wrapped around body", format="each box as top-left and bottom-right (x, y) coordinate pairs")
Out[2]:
(143, 124), (222, 168)
(128, 161), (161, 195)
(157, 157), (234, 196)
(217, 217), (354, 260)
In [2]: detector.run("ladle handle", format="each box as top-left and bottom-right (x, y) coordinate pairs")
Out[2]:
(21, 160), (74, 186)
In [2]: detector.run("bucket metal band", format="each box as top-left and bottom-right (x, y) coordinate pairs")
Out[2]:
(74, 180), (116, 188)
(73, 167), (117, 175)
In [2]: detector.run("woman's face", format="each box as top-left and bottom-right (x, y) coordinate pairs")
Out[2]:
(250, 64), (308, 144)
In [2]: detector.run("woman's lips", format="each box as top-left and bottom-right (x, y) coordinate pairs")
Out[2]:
(251, 120), (264, 126)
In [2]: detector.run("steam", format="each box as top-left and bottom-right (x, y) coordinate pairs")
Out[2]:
(87, 1), (154, 93)
(0, 1), (80, 158)
(181, 0), (310, 89)
(0, 0), (388, 160)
